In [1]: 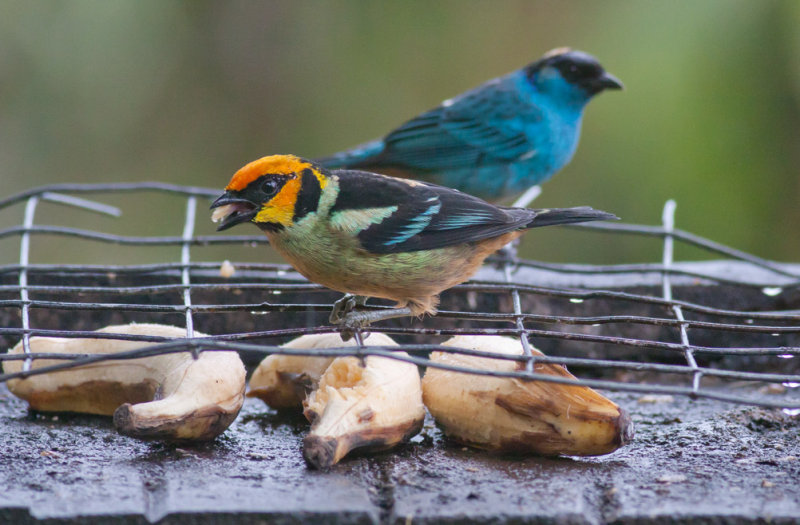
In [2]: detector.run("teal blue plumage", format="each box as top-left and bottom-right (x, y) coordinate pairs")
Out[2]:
(318, 49), (622, 203)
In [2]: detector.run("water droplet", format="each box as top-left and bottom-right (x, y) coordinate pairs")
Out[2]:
(781, 382), (800, 388)
(778, 354), (795, 359)
(762, 287), (783, 297)
(745, 319), (754, 325)
(591, 324), (601, 327)
(569, 298), (584, 304)
(249, 311), (269, 316)
(782, 408), (800, 416)
(277, 269), (287, 276)
(272, 290), (282, 295)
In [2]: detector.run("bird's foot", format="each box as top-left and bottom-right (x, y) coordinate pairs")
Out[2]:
(329, 294), (368, 324)
(338, 307), (414, 342)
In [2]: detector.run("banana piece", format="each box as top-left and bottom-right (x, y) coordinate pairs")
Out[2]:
(248, 333), (425, 469)
(422, 335), (633, 456)
(303, 341), (425, 469)
(3, 323), (246, 441)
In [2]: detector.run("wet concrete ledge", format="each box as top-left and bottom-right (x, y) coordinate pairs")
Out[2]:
(1, 384), (798, 524)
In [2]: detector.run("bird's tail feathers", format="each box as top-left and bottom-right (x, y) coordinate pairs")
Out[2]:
(522, 206), (618, 229)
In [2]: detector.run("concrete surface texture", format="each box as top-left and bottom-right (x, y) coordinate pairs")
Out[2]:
(1, 382), (798, 524)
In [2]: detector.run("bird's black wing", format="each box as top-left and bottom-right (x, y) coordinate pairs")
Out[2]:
(329, 170), (534, 254)
(370, 80), (539, 171)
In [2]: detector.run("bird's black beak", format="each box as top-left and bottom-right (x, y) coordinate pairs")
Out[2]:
(591, 71), (624, 93)
(210, 193), (259, 231)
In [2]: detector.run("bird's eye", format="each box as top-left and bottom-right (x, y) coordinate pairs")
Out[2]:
(262, 179), (280, 196)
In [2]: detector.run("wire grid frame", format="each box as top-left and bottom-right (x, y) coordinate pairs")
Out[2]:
(0, 183), (798, 411)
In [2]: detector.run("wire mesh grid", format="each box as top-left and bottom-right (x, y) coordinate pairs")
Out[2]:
(0, 183), (798, 410)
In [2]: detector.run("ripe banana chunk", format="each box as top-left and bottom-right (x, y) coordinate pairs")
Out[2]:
(248, 333), (425, 469)
(3, 323), (246, 441)
(422, 335), (633, 456)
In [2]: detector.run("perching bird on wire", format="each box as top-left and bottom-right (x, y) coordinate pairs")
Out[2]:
(317, 48), (623, 209)
(210, 155), (617, 334)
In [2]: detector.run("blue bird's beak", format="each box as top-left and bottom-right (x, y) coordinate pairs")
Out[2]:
(592, 72), (624, 92)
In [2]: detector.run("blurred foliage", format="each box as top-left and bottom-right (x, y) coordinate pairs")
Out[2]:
(1, 0), (798, 267)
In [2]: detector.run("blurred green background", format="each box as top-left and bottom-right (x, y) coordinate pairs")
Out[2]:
(1, 0), (799, 267)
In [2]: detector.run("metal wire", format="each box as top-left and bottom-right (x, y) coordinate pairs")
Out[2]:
(17, 196), (38, 373)
(181, 197), (197, 341)
(0, 183), (798, 411)
(661, 200), (701, 395)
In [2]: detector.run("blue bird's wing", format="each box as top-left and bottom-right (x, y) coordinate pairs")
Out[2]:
(374, 81), (540, 171)
(329, 170), (534, 254)
(317, 78), (540, 174)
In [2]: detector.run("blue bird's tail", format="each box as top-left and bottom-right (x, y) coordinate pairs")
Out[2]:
(316, 139), (385, 169)
(520, 206), (618, 229)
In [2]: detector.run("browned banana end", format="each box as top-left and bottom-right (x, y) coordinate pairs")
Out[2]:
(114, 399), (241, 442)
(303, 415), (424, 470)
(422, 335), (633, 456)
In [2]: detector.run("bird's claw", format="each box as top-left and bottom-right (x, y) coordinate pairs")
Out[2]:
(329, 294), (355, 324)
(329, 294), (368, 326)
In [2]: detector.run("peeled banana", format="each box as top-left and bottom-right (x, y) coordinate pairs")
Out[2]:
(422, 335), (633, 456)
(248, 333), (425, 469)
(3, 323), (246, 441)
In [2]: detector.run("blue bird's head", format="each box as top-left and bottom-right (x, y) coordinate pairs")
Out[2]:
(525, 48), (623, 108)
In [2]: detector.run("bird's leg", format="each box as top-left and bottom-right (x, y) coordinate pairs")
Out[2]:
(338, 307), (414, 342)
(510, 184), (542, 209)
(329, 294), (369, 324)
